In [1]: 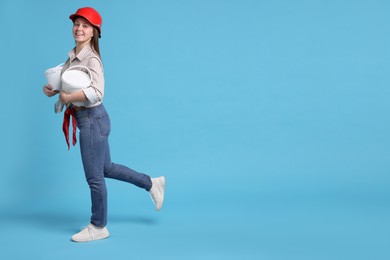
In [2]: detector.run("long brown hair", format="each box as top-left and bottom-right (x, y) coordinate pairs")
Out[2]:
(90, 27), (101, 58)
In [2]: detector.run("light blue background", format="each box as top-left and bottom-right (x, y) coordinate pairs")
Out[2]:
(0, 0), (389, 259)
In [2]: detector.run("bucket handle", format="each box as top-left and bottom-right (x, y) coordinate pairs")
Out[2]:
(64, 65), (93, 84)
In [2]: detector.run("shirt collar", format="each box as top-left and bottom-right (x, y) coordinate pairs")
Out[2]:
(68, 44), (93, 62)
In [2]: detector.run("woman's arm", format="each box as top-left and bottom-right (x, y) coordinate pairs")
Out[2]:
(59, 90), (88, 104)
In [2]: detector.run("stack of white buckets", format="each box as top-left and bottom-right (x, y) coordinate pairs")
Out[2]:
(45, 64), (92, 107)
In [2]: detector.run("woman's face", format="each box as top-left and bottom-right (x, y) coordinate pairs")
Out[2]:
(72, 17), (94, 45)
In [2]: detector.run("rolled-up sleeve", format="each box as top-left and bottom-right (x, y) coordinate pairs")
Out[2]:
(82, 57), (104, 106)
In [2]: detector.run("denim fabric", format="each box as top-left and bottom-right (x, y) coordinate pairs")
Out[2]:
(75, 104), (152, 227)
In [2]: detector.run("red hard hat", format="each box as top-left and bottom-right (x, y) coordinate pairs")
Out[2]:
(69, 7), (102, 38)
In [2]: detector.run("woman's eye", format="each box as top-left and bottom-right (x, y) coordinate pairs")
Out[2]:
(83, 25), (88, 28)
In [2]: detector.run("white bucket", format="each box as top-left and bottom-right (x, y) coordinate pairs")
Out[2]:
(44, 63), (63, 91)
(61, 65), (92, 106)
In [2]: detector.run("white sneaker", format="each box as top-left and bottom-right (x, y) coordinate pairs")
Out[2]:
(71, 223), (109, 242)
(149, 176), (166, 211)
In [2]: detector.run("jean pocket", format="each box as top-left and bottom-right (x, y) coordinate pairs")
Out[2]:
(96, 114), (111, 136)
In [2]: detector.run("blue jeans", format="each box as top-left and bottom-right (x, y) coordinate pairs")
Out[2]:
(74, 104), (152, 227)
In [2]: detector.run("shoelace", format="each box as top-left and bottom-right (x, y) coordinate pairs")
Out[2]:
(79, 224), (95, 239)
(87, 225), (95, 239)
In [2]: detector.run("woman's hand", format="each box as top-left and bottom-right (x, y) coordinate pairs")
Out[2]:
(59, 91), (71, 104)
(43, 84), (59, 97)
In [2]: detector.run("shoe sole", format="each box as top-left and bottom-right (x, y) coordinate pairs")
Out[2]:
(154, 176), (165, 211)
(71, 234), (109, 243)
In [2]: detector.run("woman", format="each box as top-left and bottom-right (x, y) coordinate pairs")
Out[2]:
(42, 7), (165, 242)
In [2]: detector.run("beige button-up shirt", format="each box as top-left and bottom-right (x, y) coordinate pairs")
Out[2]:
(61, 44), (104, 107)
